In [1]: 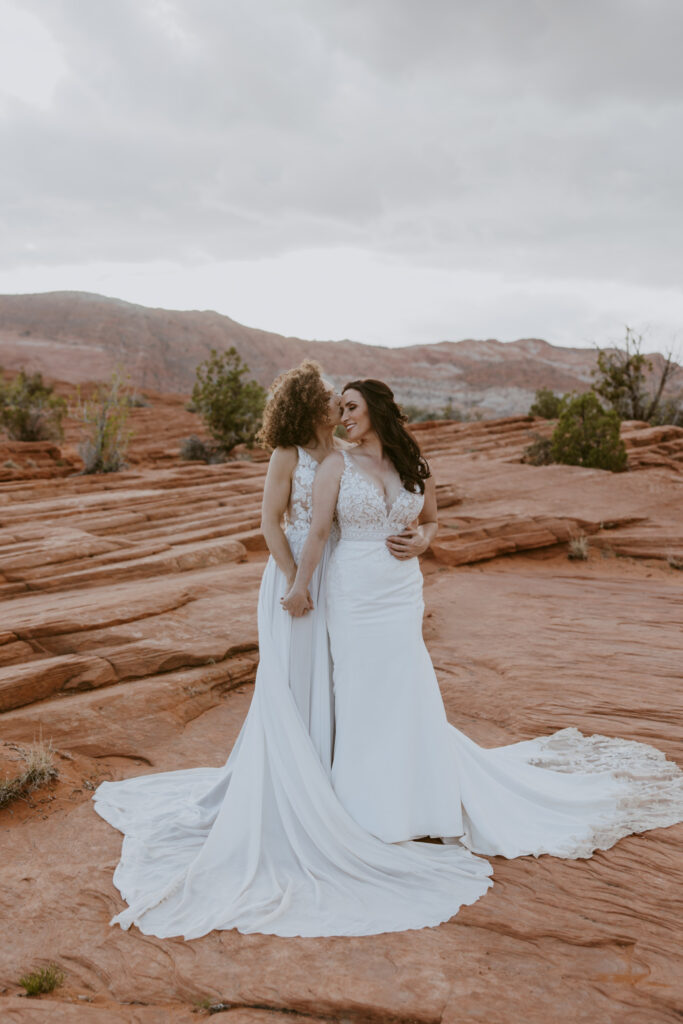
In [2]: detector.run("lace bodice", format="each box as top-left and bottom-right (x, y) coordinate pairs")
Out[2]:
(283, 446), (319, 558)
(336, 450), (424, 541)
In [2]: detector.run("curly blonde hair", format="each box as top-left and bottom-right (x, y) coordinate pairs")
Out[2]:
(256, 360), (331, 451)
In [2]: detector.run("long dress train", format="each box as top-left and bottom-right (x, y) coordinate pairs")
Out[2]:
(93, 447), (493, 938)
(327, 450), (683, 856)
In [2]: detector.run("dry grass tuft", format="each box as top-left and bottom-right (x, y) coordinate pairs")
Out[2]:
(0, 740), (59, 809)
(667, 553), (683, 571)
(568, 533), (590, 561)
(19, 963), (65, 996)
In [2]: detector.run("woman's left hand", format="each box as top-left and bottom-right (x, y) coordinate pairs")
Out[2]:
(281, 586), (314, 617)
(386, 527), (429, 560)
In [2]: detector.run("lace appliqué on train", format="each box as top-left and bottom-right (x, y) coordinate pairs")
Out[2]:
(525, 727), (683, 859)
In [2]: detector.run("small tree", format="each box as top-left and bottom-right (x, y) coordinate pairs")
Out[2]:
(77, 369), (132, 473)
(592, 327), (681, 423)
(529, 388), (565, 419)
(0, 369), (66, 441)
(551, 392), (627, 472)
(192, 347), (266, 452)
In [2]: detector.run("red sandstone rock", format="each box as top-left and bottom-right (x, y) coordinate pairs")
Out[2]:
(0, 411), (681, 1022)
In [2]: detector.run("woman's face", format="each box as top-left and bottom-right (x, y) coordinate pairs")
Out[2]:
(323, 381), (342, 426)
(341, 388), (372, 441)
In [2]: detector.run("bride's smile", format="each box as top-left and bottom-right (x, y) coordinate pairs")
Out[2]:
(341, 392), (368, 440)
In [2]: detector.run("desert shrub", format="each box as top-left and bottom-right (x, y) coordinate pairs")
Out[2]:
(667, 554), (683, 571)
(522, 433), (554, 465)
(402, 403), (434, 423)
(529, 388), (565, 419)
(551, 392), (627, 472)
(192, 348), (266, 453)
(0, 369), (66, 441)
(568, 533), (590, 560)
(0, 739), (58, 810)
(19, 963), (64, 996)
(592, 327), (681, 423)
(180, 435), (211, 461)
(402, 401), (470, 422)
(76, 369), (132, 474)
(439, 400), (465, 421)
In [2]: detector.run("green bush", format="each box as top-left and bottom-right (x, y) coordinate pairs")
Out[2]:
(76, 369), (132, 474)
(522, 433), (554, 465)
(551, 392), (627, 472)
(180, 435), (211, 461)
(192, 348), (266, 453)
(0, 369), (66, 441)
(529, 388), (565, 419)
(19, 963), (64, 996)
(402, 400), (473, 422)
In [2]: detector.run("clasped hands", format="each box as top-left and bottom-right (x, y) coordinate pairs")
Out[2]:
(281, 582), (313, 618)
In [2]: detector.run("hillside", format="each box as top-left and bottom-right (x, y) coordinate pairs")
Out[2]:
(0, 290), (639, 416)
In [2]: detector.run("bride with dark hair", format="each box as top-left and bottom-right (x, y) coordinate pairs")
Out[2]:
(283, 379), (683, 857)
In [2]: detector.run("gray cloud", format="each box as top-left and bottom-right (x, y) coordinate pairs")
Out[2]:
(2, 0), (682, 293)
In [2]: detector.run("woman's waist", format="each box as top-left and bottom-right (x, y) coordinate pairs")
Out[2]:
(332, 536), (420, 566)
(285, 523), (339, 559)
(337, 526), (405, 543)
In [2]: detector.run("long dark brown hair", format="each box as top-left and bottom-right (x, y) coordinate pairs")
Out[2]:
(256, 360), (330, 450)
(342, 379), (430, 494)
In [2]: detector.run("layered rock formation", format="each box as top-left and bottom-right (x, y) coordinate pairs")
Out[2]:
(0, 404), (682, 1023)
(2, 290), (679, 416)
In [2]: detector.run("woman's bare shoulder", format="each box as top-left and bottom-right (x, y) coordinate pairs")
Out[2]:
(317, 449), (345, 479)
(269, 445), (299, 467)
(265, 446), (298, 479)
(332, 437), (356, 451)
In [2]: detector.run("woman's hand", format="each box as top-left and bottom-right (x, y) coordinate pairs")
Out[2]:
(281, 586), (314, 617)
(386, 527), (430, 560)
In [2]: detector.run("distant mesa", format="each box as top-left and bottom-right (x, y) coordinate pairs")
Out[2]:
(0, 290), (671, 417)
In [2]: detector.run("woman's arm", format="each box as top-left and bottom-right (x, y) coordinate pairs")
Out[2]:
(261, 447), (299, 585)
(386, 474), (438, 560)
(281, 453), (344, 617)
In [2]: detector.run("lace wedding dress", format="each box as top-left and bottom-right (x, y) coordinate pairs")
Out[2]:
(93, 447), (493, 938)
(327, 450), (683, 857)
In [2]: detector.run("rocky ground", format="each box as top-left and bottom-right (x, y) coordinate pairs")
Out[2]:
(0, 408), (682, 1023)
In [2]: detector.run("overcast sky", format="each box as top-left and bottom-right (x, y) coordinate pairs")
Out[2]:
(0, 0), (681, 353)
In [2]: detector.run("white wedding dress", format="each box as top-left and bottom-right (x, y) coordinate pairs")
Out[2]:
(326, 450), (683, 856)
(93, 447), (493, 938)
